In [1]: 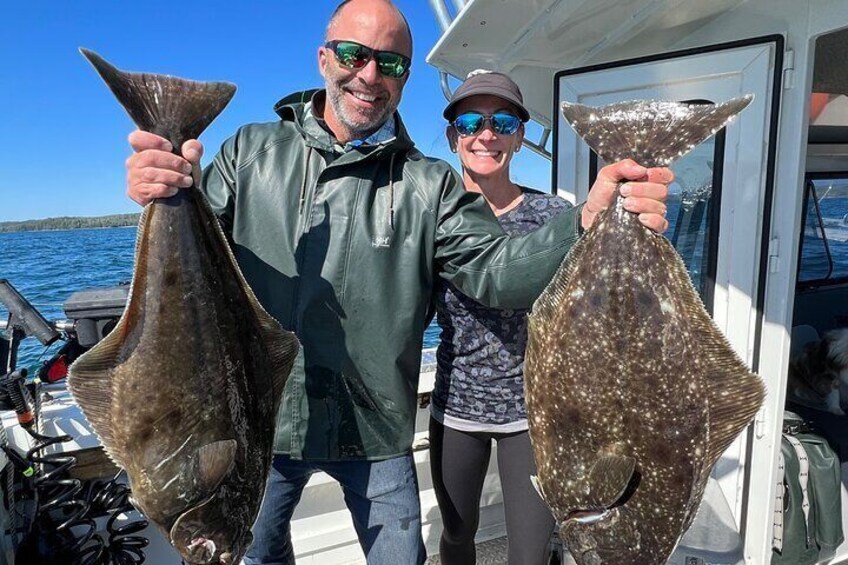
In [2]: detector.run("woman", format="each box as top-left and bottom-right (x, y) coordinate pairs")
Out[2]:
(429, 70), (566, 565)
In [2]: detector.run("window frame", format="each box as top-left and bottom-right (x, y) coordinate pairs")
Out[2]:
(796, 171), (848, 289)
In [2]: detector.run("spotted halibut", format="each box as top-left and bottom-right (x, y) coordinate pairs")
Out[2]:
(524, 96), (765, 565)
(68, 49), (299, 565)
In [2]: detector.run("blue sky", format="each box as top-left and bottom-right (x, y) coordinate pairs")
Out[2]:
(0, 1), (551, 222)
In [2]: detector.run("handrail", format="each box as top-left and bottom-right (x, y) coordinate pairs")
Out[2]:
(426, 0), (553, 161)
(808, 181), (835, 280)
(429, 0), (453, 32)
(439, 71), (453, 101)
(522, 127), (552, 160)
(450, 0), (467, 13)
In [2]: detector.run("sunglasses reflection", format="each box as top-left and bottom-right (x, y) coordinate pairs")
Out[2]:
(325, 40), (410, 79)
(452, 112), (521, 136)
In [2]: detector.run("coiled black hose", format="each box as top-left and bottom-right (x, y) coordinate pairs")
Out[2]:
(28, 429), (88, 529)
(2, 376), (149, 564)
(9, 427), (96, 564)
(75, 472), (149, 565)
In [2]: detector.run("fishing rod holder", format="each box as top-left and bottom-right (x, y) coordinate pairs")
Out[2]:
(0, 280), (61, 367)
(0, 320), (73, 334)
(0, 280), (58, 425)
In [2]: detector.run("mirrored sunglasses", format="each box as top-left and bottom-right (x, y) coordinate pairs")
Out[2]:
(452, 112), (521, 136)
(325, 40), (411, 79)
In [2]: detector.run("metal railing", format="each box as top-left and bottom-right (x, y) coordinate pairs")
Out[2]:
(521, 127), (553, 160)
(426, 0), (553, 160)
(429, 0), (455, 31)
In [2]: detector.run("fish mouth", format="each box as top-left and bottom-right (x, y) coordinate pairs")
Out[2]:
(180, 533), (241, 564)
(561, 508), (642, 565)
(565, 508), (613, 524)
(563, 465), (641, 527)
(186, 536), (217, 564)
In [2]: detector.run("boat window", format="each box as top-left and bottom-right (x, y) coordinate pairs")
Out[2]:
(797, 175), (848, 286)
(666, 138), (723, 308)
(590, 101), (725, 311)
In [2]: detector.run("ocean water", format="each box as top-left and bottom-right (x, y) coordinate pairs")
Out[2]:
(2, 197), (846, 371)
(0, 226), (442, 371)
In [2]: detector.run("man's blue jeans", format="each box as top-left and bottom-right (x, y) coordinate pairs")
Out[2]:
(243, 453), (427, 565)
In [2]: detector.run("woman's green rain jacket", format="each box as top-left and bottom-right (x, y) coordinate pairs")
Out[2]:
(200, 91), (581, 460)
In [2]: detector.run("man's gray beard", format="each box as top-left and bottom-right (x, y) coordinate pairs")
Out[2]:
(326, 82), (392, 139)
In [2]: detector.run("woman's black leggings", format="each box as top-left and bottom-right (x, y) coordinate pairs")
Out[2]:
(429, 417), (556, 565)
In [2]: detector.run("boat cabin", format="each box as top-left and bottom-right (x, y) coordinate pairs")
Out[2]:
(427, 0), (848, 563)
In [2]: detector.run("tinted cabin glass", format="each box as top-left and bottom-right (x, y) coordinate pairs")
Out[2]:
(798, 176), (848, 285)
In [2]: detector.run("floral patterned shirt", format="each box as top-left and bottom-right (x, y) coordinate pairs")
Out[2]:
(431, 188), (571, 432)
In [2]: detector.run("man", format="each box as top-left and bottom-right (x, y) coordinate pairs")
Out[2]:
(125, 1), (672, 563)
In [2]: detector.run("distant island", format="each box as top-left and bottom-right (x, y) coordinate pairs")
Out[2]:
(0, 214), (140, 233)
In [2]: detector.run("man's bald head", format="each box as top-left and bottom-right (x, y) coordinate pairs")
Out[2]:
(326, 0), (413, 57)
(318, 0), (413, 143)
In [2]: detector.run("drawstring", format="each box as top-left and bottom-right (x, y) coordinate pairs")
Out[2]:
(387, 151), (396, 229)
(299, 146), (313, 211)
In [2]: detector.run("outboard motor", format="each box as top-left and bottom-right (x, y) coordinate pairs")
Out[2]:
(63, 285), (129, 348)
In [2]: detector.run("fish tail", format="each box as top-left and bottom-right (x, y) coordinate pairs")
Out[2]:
(560, 95), (753, 169)
(80, 48), (236, 152)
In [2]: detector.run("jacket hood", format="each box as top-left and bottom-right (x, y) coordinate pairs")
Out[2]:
(273, 89), (415, 153)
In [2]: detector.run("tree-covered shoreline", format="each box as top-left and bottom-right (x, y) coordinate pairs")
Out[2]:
(0, 214), (140, 233)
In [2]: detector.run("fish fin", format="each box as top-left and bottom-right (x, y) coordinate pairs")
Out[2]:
(66, 302), (137, 469)
(196, 439), (237, 492)
(649, 238), (765, 532)
(185, 155), (299, 412)
(530, 227), (591, 327)
(254, 308), (299, 411)
(80, 48), (236, 152)
(697, 311), (765, 470)
(588, 453), (636, 509)
(654, 238), (765, 470)
(560, 95), (753, 168)
(67, 202), (162, 470)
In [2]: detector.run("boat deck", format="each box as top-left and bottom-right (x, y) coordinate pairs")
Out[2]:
(425, 535), (573, 565)
(425, 537), (512, 564)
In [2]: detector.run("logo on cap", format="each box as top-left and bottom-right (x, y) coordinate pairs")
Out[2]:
(466, 69), (494, 78)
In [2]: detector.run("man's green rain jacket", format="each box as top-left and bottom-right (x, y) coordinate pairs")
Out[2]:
(201, 91), (581, 460)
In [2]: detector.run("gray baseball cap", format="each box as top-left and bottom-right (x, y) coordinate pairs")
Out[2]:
(443, 70), (530, 122)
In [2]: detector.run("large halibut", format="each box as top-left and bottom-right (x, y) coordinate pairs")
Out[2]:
(69, 49), (299, 564)
(524, 96), (765, 565)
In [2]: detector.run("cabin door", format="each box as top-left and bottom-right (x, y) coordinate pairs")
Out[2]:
(553, 36), (783, 564)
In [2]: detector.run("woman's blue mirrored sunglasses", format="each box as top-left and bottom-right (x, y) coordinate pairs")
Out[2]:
(452, 112), (522, 136)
